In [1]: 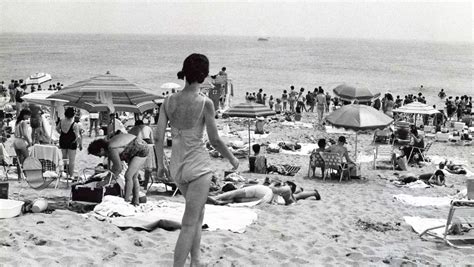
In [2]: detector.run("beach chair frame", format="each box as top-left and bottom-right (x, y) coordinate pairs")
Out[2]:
(420, 200), (474, 248)
(23, 156), (60, 190)
(320, 152), (349, 182)
(408, 142), (432, 162)
(308, 150), (325, 178)
(373, 145), (395, 170)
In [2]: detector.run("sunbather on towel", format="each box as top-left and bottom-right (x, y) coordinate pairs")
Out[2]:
(207, 181), (320, 206)
(439, 160), (467, 174)
(396, 169), (446, 186)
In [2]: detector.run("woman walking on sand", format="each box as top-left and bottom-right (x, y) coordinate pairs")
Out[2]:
(155, 53), (239, 267)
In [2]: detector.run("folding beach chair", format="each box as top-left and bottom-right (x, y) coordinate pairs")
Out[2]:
(308, 150), (325, 178)
(373, 145), (395, 170)
(145, 146), (179, 197)
(423, 126), (436, 139)
(23, 157), (60, 189)
(408, 142), (432, 162)
(436, 132), (450, 142)
(320, 152), (349, 182)
(420, 200), (474, 248)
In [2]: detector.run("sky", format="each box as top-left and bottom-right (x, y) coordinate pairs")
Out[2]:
(1, 0), (472, 42)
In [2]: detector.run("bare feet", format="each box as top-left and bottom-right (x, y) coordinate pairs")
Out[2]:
(314, 189), (321, 200)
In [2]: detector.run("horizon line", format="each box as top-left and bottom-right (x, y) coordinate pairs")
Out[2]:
(1, 31), (471, 45)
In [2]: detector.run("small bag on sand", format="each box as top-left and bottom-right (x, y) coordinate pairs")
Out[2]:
(397, 156), (408, 171)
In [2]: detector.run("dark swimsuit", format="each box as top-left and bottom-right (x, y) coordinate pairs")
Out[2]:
(59, 122), (77, 150)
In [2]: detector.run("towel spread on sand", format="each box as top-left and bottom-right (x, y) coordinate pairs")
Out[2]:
(93, 196), (257, 233)
(281, 121), (314, 129)
(394, 189), (468, 206)
(393, 194), (452, 206)
(403, 216), (446, 238)
(393, 180), (431, 189)
(278, 143), (318, 156)
(236, 130), (270, 142)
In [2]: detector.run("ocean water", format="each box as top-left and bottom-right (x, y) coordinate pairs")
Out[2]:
(0, 33), (472, 107)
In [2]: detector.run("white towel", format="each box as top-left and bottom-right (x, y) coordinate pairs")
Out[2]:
(404, 216), (446, 238)
(393, 194), (452, 206)
(94, 197), (258, 233)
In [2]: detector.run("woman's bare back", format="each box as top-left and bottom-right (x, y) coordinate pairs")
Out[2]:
(166, 92), (206, 130)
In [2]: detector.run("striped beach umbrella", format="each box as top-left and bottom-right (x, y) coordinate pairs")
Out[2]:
(333, 84), (381, 102)
(48, 72), (162, 113)
(223, 102), (276, 118)
(325, 104), (393, 157)
(223, 102), (275, 155)
(25, 73), (52, 85)
(22, 90), (68, 107)
(393, 101), (440, 115)
(66, 99), (163, 113)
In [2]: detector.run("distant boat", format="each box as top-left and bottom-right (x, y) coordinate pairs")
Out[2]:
(257, 37), (269, 41)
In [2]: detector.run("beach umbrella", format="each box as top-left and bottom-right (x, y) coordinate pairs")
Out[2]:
(160, 82), (181, 90)
(223, 102), (276, 155)
(66, 98), (164, 113)
(393, 101), (440, 115)
(25, 73), (52, 85)
(48, 71), (162, 114)
(325, 104), (393, 158)
(333, 84), (381, 102)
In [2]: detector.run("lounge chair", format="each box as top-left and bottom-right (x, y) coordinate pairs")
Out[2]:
(320, 152), (349, 182)
(408, 142), (433, 163)
(373, 145), (395, 170)
(423, 126), (436, 139)
(308, 150), (325, 178)
(419, 200), (474, 248)
(454, 122), (466, 132)
(436, 132), (450, 142)
(373, 129), (391, 144)
(23, 157), (60, 189)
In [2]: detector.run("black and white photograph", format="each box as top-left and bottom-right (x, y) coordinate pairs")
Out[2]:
(0, 0), (473, 266)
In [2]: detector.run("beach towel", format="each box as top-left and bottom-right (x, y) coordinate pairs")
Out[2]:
(278, 143), (318, 156)
(93, 196), (257, 233)
(393, 180), (431, 189)
(404, 216), (446, 238)
(393, 194), (452, 206)
(280, 121), (313, 129)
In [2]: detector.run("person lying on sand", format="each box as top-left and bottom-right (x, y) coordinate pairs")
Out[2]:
(395, 169), (446, 186)
(207, 181), (320, 206)
(439, 160), (467, 175)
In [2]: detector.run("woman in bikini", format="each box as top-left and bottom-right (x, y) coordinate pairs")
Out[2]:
(57, 107), (82, 178)
(13, 108), (33, 165)
(155, 53), (239, 267)
(87, 133), (149, 205)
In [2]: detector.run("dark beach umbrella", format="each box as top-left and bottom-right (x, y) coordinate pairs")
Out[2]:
(325, 104), (393, 157)
(333, 84), (381, 102)
(223, 102), (276, 155)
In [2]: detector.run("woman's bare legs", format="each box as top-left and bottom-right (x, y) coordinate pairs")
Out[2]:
(174, 175), (211, 267)
(294, 190), (321, 200)
(124, 156), (146, 205)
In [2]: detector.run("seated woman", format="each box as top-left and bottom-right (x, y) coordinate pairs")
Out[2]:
(309, 138), (326, 178)
(208, 181), (320, 206)
(87, 133), (149, 205)
(400, 126), (425, 163)
(249, 144), (267, 173)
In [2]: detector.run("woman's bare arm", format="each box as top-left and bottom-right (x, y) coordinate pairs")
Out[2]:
(154, 103), (168, 171)
(203, 98), (238, 168)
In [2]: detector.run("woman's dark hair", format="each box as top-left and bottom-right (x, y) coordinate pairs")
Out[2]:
(286, 181), (297, 193)
(87, 138), (109, 156)
(317, 138), (326, 149)
(411, 125), (419, 137)
(64, 107), (75, 119)
(252, 143), (261, 154)
(16, 108), (32, 125)
(135, 120), (144, 126)
(283, 90), (287, 93)
(177, 53), (209, 84)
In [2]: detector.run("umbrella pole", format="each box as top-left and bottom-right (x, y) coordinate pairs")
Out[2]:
(355, 132), (358, 160)
(248, 118), (251, 156)
(50, 105), (55, 144)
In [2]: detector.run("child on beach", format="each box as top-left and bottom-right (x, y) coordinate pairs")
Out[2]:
(274, 98), (282, 114)
(268, 95), (274, 110)
(248, 144), (267, 174)
(281, 90), (288, 111)
(154, 53), (239, 267)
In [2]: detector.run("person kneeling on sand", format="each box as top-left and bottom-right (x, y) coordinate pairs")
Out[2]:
(87, 133), (149, 205)
(207, 181), (320, 206)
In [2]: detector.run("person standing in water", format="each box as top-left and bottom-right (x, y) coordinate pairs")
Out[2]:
(155, 53), (239, 267)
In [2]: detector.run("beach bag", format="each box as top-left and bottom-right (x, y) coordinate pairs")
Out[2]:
(396, 156), (408, 171)
(71, 172), (121, 203)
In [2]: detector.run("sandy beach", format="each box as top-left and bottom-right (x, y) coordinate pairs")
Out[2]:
(1, 111), (473, 266)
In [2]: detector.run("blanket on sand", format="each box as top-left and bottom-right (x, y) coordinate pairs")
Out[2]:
(404, 216), (446, 238)
(394, 189), (467, 207)
(92, 196), (258, 233)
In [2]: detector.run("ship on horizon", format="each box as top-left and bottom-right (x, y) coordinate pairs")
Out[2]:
(257, 37), (269, 41)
